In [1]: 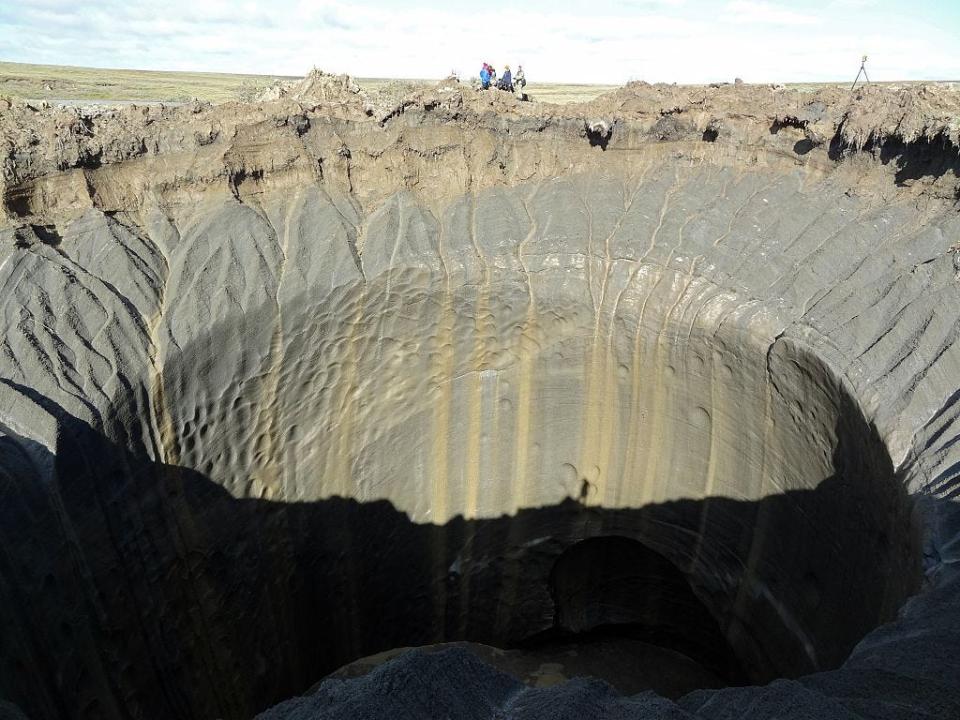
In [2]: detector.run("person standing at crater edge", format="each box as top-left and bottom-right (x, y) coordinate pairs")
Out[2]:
(514, 65), (526, 99)
(479, 63), (491, 89)
(499, 65), (513, 92)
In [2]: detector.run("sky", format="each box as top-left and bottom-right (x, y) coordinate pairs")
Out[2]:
(1, 0), (959, 84)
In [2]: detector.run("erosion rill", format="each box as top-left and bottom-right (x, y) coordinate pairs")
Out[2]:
(1, 75), (959, 719)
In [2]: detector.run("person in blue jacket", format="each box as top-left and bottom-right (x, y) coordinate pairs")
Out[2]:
(479, 63), (491, 89)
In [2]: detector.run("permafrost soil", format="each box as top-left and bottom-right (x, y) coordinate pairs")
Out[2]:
(1, 71), (960, 719)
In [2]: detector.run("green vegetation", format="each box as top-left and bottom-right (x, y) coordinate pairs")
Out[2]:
(4, 61), (946, 107)
(0, 61), (618, 105)
(525, 83), (619, 103)
(0, 61), (295, 104)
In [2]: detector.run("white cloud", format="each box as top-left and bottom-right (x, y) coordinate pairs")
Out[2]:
(724, 1), (820, 25)
(0, 0), (957, 84)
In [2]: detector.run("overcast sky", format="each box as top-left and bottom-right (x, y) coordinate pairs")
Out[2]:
(2, 0), (958, 84)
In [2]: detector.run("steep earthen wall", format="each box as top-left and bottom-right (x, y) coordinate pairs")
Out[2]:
(0, 81), (958, 719)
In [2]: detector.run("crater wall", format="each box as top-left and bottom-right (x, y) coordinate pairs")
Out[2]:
(1, 82), (959, 719)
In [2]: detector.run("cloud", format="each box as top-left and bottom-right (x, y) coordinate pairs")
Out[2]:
(621, 0), (687, 6)
(724, 1), (820, 25)
(0, 0), (957, 84)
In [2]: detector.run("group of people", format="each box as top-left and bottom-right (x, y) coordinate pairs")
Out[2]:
(478, 63), (527, 99)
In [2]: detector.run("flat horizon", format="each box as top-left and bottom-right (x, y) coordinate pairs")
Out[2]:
(2, 59), (957, 90)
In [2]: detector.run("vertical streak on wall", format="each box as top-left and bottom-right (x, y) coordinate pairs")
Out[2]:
(621, 266), (654, 508)
(639, 273), (670, 508)
(690, 339), (720, 571)
(597, 260), (629, 506)
(430, 284), (454, 640)
(512, 186), (540, 513)
(479, 367), (499, 516)
(455, 192), (488, 636)
(463, 296), (484, 513)
(510, 287), (536, 514)
(580, 257), (619, 508)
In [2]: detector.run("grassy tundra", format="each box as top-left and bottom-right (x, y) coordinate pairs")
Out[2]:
(0, 61), (618, 105)
(3, 61), (949, 107)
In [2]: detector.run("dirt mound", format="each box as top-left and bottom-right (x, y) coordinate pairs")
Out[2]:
(257, 67), (364, 104)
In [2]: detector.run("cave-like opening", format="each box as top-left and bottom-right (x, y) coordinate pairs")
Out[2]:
(512, 535), (747, 697)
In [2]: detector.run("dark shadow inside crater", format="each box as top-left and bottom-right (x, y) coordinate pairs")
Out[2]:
(0, 389), (921, 720)
(517, 535), (748, 691)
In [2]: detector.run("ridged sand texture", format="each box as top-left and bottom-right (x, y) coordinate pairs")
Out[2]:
(1, 72), (960, 719)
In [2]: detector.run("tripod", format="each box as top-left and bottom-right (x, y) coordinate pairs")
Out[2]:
(851, 55), (870, 91)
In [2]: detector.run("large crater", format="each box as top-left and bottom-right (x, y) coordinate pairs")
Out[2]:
(0, 80), (959, 719)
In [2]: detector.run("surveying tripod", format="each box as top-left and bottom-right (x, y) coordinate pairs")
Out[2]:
(851, 55), (870, 91)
